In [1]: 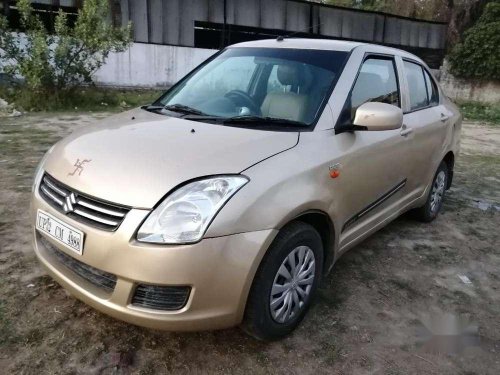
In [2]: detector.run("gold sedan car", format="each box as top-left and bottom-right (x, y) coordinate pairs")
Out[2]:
(31, 39), (461, 340)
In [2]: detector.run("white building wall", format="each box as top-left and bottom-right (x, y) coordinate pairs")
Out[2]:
(94, 43), (217, 88)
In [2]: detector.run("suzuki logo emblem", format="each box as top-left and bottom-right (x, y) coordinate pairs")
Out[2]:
(63, 192), (77, 213)
(68, 158), (92, 176)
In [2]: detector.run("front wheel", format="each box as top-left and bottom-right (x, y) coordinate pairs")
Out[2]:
(413, 161), (448, 222)
(242, 221), (323, 340)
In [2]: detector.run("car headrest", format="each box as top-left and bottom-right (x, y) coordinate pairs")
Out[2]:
(277, 64), (301, 86)
(277, 63), (314, 93)
(356, 72), (383, 89)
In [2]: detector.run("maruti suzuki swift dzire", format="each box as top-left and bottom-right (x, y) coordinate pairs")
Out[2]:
(31, 38), (461, 340)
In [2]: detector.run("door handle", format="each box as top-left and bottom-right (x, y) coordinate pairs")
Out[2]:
(440, 113), (450, 123)
(400, 125), (413, 137)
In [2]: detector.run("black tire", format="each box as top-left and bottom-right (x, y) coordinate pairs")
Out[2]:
(413, 161), (449, 222)
(242, 221), (323, 341)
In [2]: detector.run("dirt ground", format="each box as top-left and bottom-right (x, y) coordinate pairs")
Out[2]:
(0, 114), (499, 375)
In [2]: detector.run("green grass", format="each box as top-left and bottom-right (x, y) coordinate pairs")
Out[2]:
(0, 86), (164, 112)
(456, 101), (500, 125)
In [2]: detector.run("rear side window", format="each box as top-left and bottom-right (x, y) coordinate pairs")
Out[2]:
(404, 60), (429, 111)
(424, 70), (439, 106)
(350, 57), (400, 111)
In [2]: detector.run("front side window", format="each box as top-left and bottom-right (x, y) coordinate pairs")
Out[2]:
(404, 60), (429, 111)
(338, 56), (400, 123)
(350, 57), (400, 111)
(155, 48), (349, 129)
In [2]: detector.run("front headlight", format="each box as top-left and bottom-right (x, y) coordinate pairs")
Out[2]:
(137, 175), (249, 244)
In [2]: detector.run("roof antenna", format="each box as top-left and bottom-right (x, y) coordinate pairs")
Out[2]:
(276, 20), (328, 41)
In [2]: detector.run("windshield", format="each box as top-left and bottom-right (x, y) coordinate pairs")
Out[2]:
(154, 47), (349, 129)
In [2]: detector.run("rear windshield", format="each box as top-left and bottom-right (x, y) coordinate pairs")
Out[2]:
(155, 47), (349, 129)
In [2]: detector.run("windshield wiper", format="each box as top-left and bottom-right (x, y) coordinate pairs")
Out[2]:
(164, 104), (207, 116)
(142, 105), (166, 112)
(142, 104), (207, 116)
(223, 116), (309, 128)
(182, 114), (225, 123)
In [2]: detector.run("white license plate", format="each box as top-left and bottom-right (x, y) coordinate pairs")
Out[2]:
(36, 209), (84, 255)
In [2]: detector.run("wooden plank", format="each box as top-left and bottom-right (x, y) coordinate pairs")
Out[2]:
(319, 7), (341, 38)
(429, 23), (445, 49)
(285, 0), (309, 32)
(260, 0), (285, 30)
(384, 17), (401, 45)
(355, 13), (376, 41)
(129, 0), (149, 43)
(409, 20), (419, 47)
(148, 0), (163, 44)
(400, 20), (411, 46)
(373, 14), (385, 43)
(179, 0), (198, 46)
(193, 0), (209, 22)
(418, 23), (428, 48)
(207, 0), (224, 24)
(341, 10), (353, 39)
(233, 0), (259, 27)
(120, 0), (129, 27)
(163, 0), (180, 45)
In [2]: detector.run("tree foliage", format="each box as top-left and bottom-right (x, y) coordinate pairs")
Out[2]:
(0, 0), (131, 95)
(448, 2), (500, 80)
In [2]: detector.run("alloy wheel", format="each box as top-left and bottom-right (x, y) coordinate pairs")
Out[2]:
(430, 170), (446, 213)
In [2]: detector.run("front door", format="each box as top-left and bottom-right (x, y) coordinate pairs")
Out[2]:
(332, 55), (411, 251)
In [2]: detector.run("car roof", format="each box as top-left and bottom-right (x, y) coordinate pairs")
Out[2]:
(230, 38), (425, 65)
(230, 38), (362, 52)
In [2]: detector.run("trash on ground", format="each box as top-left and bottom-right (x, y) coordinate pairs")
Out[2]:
(472, 199), (500, 211)
(458, 275), (472, 284)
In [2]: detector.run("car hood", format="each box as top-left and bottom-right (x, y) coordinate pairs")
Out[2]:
(42, 108), (299, 208)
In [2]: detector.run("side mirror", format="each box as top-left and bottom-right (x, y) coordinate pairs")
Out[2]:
(353, 102), (403, 131)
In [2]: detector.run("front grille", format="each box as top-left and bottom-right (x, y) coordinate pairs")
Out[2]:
(40, 235), (117, 292)
(39, 173), (130, 231)
(132, 285), (191, 311)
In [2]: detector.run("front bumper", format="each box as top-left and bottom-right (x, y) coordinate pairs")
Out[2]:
(31, 186), (277, 331)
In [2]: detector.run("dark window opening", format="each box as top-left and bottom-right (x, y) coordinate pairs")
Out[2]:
(194, 21), (444, 69)
(194, 21), (320, 50)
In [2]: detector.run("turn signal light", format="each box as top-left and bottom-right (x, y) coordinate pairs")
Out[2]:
(329, 169), (340, 178)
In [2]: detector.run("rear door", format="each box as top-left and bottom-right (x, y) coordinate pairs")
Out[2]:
(399, 59), (450, 196)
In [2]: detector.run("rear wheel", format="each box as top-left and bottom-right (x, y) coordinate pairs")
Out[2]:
(242, 221), (323, 340)
(413, 161), (448, 222)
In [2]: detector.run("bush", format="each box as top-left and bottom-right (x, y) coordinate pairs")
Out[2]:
(0, 85), (163, 112)
(448, 2), (500, 80)
(457, 101), (500, 125)
(0, 0), (131, 104)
